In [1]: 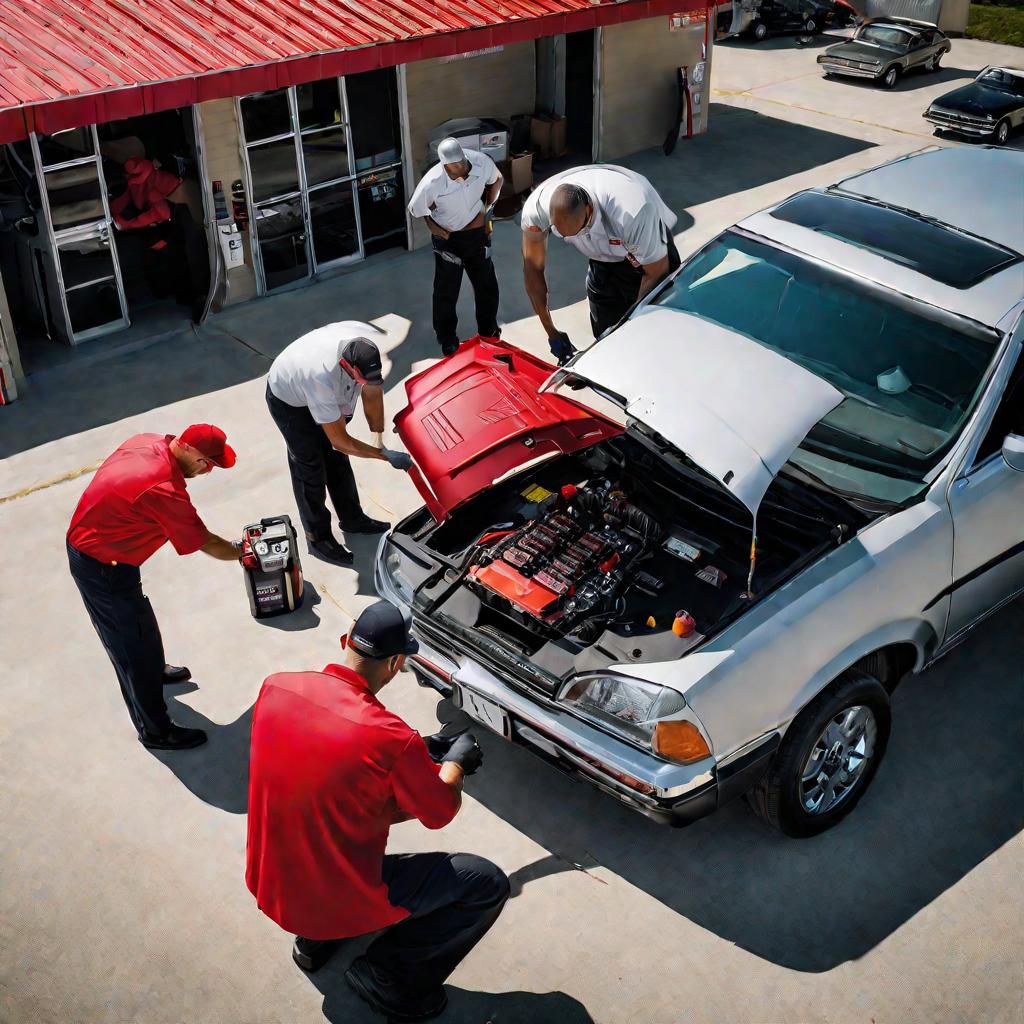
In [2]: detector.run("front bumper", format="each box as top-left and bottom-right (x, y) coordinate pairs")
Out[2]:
(376, 534), (777, 826)
(924, 110), (997, 136)
(818, 60), (881, 79)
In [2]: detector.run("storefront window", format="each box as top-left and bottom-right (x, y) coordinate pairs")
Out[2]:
(240, 90), (292, 141)
(247, 138), (301, 203)
(308, 182), (358, 265)
(240, 68), (404, 291)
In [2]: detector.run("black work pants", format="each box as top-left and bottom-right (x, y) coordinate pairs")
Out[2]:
(431, 227), (500, 350)
(586, 230), (681, 338)
(67, 541), (170, 737)
(266, 384), (362, 542)
(368, 852), (510, 998)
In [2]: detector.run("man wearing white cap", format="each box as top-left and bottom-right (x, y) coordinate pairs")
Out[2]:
(408, 138), (503, 356)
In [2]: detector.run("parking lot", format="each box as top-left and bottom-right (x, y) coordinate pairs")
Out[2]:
(2, 29), (1022, 1024)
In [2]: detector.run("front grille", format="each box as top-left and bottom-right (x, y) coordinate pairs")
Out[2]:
(821, 56), (877, 70)
(928, 107), (990, 129)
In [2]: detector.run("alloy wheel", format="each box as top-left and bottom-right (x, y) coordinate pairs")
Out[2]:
(800, 705), (878, 815)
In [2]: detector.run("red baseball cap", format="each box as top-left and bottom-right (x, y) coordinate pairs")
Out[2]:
(177, 424), (236, 469)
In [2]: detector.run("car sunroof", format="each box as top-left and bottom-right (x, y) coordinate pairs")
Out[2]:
(771, 190), (1020, 289)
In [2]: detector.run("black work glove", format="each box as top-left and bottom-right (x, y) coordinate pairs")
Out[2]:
(548, 331), (576, 366)
(381, 448), (413, 472)
(424, 731), (460, 763)
(444, 732), (483, 775)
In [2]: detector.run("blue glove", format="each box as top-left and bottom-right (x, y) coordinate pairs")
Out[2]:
(381, 448), (413, 471)
(548, 331), (576, 366)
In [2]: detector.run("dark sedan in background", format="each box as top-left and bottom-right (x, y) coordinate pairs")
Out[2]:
(925, 67), (1024, 146)
(818, 18), (950, 88)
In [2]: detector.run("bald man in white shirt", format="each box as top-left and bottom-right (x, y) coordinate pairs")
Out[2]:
(521, 165), (680, 362)
(408, 138), (503, 356)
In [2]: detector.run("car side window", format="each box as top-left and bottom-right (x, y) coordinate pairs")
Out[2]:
(974, 351), (1024, 466)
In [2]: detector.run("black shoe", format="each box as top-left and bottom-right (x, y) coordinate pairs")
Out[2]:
(340, 513), (390, 536)
(440, 341), (459, 357)
(139, 723), (207, 750)
(163, 664), (192, 685)
(345, 956), (447, 1023)
(308, 537), (354, 566)
(292, 936), (339, 972)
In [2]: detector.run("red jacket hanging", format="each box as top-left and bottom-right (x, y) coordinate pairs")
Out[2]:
(110, 157), (182, 230)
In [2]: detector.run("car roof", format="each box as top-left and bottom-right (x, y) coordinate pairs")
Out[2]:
(861, 19), (921, 32)
(737, 149), (1024, 331)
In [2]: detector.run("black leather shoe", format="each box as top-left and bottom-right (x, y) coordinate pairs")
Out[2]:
(440, 341), (459, 357)
(292, 936), (339, 972)
(308, 537), (354, 566)
(139, 724), (207, 750)
(163, 664), (191, 685)
(345, 956), (447, 1023)
(340, 514), (390, 536)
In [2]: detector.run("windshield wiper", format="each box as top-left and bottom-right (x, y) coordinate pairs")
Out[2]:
(780, 461), (901, 514)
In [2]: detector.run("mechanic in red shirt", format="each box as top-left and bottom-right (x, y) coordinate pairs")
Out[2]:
(67, 425), (241, 750)
(246, 600), (509, 1023)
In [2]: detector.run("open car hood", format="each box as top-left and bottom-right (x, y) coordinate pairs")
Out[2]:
(551, 307), (843, 517)
(394, 337), (622, 521)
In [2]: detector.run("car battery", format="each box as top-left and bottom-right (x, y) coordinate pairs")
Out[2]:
(241, 515), (304, 619)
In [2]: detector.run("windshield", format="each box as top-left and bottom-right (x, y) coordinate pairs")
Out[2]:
(979, 68), (1024, 93)
(858, 25), (912, 48)
(653, 232), (1000, 498)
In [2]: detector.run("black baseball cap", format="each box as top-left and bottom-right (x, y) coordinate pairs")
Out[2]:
(340, 337), (384, 386)
(349, 600), (419, 659)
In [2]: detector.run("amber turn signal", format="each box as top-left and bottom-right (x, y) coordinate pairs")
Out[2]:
(653, 720), (711, 764)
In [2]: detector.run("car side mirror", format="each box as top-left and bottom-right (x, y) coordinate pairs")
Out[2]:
(1001, 434), (1024, 472)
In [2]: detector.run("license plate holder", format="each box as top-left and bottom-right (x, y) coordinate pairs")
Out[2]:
(457, 687), (510, 738)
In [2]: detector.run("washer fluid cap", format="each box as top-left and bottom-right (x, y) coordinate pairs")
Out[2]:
(877, 366), (911, 395)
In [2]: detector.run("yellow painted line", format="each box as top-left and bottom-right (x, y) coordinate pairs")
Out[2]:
(0, 460), (101, 506)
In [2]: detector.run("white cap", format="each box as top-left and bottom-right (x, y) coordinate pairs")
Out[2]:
(437, 137), (466, 165)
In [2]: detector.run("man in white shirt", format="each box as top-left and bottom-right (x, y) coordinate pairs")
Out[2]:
(408, 138), (504, 356)
(266, 321), (413, 566)
(520, 165), (680, 361)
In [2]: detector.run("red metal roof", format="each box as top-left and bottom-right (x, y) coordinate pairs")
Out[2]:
(0, 0), (703, 143)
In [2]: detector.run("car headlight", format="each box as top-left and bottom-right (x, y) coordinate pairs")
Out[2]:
(558, 674), (711, 765)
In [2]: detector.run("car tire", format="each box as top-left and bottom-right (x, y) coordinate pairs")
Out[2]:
(746, 670), (891, 838)
(880, 65), (900, 89)
(927, 52), (942, 72)
(805, 18), (818, 34)
(994, 118), (1011, 146)
(753, 21), (768, 41)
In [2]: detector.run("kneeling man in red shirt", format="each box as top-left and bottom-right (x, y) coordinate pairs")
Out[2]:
(246, 600), (509, 1022)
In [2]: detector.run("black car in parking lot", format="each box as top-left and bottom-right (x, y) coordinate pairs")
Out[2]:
(745, 0), (849, 41)
(925, 67), (1024, 146)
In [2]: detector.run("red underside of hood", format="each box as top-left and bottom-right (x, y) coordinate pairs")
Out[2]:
(394, 337), (623, 521)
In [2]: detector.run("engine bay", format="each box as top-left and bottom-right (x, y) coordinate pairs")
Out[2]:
(396, 434), (860, 684)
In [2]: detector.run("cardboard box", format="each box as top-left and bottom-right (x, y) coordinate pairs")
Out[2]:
(508, 151), (533, 194)
(549, 116), (567, 158)
(530, 115), (553, 157)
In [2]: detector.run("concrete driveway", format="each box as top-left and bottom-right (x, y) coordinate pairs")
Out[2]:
(2, 31), (1022, 1024)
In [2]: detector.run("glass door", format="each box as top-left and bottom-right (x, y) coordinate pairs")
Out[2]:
(239, 80), (361, 293)
(30, 125), (129, 343)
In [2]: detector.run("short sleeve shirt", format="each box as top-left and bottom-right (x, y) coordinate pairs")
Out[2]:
(66, 433), (208, 565)
(520, 164), (677, 265)
(267, 322), (369, 424)
(245, 665), (460, 940)
(408, 149), (500, 232)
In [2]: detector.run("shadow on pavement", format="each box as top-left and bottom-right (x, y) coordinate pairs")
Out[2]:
(149, 684), (254, 814)
(455, 600), (1024, 973)
(4, 107), (875, 459)
(309, 952), (595, 1024)
(254, 585), (322, 631)
(824, 66), (977, 92)
(718, 31), (847, 51)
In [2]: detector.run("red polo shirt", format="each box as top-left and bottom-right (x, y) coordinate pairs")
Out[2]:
(67, 433), (208, 566)
(246, 665), (460, 940)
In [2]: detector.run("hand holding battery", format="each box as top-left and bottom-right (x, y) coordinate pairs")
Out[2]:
(443, 732), (483, 775)
(381, 448), (413, 471)
(548, 331), (576, 366)
(424, 731), (458, 762)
